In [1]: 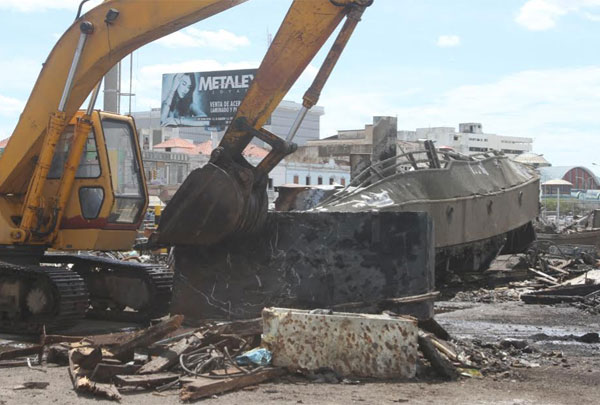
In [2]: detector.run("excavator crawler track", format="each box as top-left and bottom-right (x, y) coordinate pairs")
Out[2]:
(42, 254), (172, 322)
(0, 262), (88, 334)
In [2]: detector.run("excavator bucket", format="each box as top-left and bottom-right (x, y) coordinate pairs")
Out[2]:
(151, 0), (373, 248)
(150, 149), (268, 247)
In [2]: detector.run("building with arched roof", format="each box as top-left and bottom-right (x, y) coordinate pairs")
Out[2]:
(539, 166), (600, 191)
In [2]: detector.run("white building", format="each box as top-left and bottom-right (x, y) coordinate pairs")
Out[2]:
(398, 123), (533, 156)
(133, 100), (332, 204)
(285, 158), (351, 187)
(131, 100), (324, 149)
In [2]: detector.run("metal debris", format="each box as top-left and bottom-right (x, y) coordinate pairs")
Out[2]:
(262, 307), (419, 379)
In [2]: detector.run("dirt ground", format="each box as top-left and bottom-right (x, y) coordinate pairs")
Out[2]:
(1, 301), (599, 405)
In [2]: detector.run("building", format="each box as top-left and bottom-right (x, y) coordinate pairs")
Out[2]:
(143, 137), (286, 203)
(284, 146), (351, 187)
(539, 166), (600, 191)
(131, 100), (324, 148)
(398, 123), (533, 157)
(0, 138), (8, 157)
(541, 179), (573, 196)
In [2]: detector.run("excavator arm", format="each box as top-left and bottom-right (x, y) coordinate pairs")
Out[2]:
(0, 0), (248, 243)
(154, 0), (373, 246)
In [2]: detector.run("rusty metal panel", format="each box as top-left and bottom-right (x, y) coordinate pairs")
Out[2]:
(262, 308), (418, 379)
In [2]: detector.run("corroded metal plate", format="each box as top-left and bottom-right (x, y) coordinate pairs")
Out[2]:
(262, 307), (418, 379)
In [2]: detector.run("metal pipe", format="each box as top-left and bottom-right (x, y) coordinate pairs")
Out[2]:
(286, 5), (367, 142)
(86, 81), (101, 115)
(129, 52), (133, 114)
(58, 21), (94, 112)
(285, 105), (308, 142)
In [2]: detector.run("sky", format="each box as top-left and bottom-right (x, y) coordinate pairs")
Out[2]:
(0, 0), (600, 167)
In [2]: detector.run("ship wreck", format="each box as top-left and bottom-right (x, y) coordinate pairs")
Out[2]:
(168, 116), (539, 322)
(277, 141), (540, 282)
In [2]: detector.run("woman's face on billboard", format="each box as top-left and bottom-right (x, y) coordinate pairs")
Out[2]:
(177, 75), (192, 98)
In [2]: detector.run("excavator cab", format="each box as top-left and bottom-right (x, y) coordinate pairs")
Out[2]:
(45, 111), (147, 251)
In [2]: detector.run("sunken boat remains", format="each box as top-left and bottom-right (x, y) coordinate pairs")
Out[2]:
(169, 116), (539, 322)
(299, 142), (540, 282)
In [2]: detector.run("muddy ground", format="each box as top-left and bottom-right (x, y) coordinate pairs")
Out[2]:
(1, 300), (599, 404)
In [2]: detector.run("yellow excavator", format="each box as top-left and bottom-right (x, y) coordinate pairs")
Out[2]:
(0, 0), (372, 332)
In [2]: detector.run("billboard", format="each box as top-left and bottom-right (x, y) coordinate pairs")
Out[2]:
(160, 69), (257, 128)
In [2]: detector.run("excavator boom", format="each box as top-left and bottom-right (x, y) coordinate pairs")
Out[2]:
(0, 0), (247, 195)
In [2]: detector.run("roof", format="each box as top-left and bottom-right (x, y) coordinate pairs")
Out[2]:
(542, 179), (573, 186)
(153, 138), (195, 149)
(512, 152), (550, 166)
(539, 166), (598, 184)
(191, 141), (212, 155)
(192, 141), (270, 158)
(0, 138), (9, 148)
(243, 143), (269, 158)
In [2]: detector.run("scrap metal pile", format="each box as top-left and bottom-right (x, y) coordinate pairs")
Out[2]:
(448, 240), (600, 313)
(0, 305), (563, 402)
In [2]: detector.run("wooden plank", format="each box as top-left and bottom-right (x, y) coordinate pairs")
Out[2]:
(546, 264), (570, 275)
(0, 345), (42, 361)
(137, 333), (202, 375)
(72, 375), (121, 401)
(180, 368), (286, 401)
(114, 372), (179, 388)
(528, 267), (559, 283)
(69, 348), (121, 401)
(0, 359), (29, 368)
(417, 332), (458, 380)
(429, 336), (458, 362)
(91, 363), (141, 383)
(417, 318), (450, 341)
(209, 367), (244, 376)
(13, 382), (49, 390)
(109, 315), (183, 362)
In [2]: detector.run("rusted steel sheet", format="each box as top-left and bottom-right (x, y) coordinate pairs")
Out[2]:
(262, 308), (418, 379)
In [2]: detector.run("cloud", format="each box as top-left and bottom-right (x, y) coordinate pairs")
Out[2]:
(436, 35), (461, 48)
(157, 28), (250, 51)
(319, 66), (600, 165)
(516, 0), (600, 31)
(0, 94), (24, 139)
(0, 0), (102, 12)
(583, 11), (600, 21)
(0, 95), (24, 117)
(0, 59), (41, 93)
(395, 67), (600, 165)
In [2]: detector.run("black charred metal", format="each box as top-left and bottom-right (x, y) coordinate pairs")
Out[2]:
(171, 211), (435, 321)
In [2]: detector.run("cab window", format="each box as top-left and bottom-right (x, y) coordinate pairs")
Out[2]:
(102, 119), (145, 224)
(48, 126), (101, 179)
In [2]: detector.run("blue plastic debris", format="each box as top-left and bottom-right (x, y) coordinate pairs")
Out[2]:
(235, 347), (272, 366)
